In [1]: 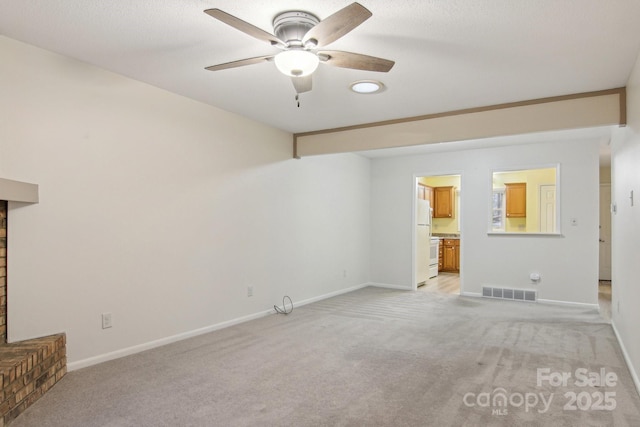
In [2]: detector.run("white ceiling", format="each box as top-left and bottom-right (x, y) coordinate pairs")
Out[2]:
(2, 1), (640, 136)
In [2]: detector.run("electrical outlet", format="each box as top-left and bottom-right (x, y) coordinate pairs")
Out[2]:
(102, 313), (112, 329)
(247, 286), (253, 297)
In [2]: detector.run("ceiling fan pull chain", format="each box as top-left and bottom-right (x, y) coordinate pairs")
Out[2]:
(295, 94), (300, 108)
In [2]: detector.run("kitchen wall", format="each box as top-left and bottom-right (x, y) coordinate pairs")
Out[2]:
(611, 50), (640, 394)
(418, 175), (460, 234)
(0, 37), (371, 368)
(370, 138), (600, 305)
(492, 167), (556, 233)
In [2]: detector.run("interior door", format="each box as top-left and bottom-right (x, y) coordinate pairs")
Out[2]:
(539, 185), (556, 232)
(599, 184), (612, 280)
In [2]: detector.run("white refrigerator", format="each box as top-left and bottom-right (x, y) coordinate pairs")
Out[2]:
(416, 199), (432, 285)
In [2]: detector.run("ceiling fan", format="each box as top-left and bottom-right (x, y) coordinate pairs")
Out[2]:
(204, 2), (394, 94)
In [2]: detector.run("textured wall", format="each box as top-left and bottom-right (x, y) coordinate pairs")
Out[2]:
(0, 37), (371, 368)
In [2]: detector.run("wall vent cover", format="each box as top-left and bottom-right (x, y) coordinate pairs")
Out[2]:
(482, 286), (537, 302)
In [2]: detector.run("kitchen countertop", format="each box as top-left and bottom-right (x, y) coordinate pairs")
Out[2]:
(432, 233), (461, 239)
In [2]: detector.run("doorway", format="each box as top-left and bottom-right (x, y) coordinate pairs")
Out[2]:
(414, 174), (461, 295)
(598, 183), (612, 321)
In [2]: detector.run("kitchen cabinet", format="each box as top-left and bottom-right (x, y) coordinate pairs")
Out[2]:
(440, 239), (460, 272)
(505, 182), (526, 218)
(417, 183), (426, 200)
(433, 186), (455, 218)
(417, 183), (434, 208)
(426, 186), (434, 209)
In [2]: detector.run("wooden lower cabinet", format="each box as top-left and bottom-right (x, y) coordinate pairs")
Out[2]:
(440, 239), (460, 273)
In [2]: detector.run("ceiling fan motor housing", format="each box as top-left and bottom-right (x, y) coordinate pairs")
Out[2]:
(273, 11), (319, 48)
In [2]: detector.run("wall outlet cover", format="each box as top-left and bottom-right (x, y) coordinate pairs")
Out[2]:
(101, 313), (112, 329)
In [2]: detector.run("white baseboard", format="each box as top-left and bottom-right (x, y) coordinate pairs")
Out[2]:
(68, 308), (273, 371)
(289, 283), (370, 308)
(68, 282), (370, 371)
(462, 292), (599, 309)
(368, 282), (412, 291)
(611, 321), (640, 398)
(537, 298), (599, 309)
(461, 291), (482, 298)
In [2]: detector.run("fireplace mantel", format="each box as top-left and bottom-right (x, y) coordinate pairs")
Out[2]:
(0, 177), (39, 203)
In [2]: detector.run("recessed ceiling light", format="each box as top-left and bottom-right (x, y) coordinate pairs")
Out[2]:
(350, 80), (385, 94)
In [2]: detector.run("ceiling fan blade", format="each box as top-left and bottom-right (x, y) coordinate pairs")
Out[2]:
(205, 55), (274, 72)
(319, 50), (394, 72)
(204, 9), (284, 46)
(292, 75), (313, 93)
(302, 3), (372, 48)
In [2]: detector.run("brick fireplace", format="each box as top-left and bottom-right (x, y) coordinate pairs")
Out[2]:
(0, 200), (67, 426)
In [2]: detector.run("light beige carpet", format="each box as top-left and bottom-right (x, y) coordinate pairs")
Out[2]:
(10, 287), (640, 426)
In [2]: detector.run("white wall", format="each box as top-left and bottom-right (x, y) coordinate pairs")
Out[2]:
(370, 138), (601, 305)
(0, 37), (371, 367)
(611, 51), (640, 391)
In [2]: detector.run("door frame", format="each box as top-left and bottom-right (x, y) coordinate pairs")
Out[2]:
(599, 183), (612, 281)
(412, 172), (463, 293)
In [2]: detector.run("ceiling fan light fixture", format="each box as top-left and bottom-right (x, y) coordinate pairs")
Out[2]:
(274, 50), (319, 77)
(350, 80), (385, 94)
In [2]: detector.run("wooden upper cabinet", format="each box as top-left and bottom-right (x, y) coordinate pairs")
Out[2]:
(425, 186), (434, 209)
(433, 186), (455, 218)
(505, 182), (527, 218)
(417, 183), (435, 208)
(417, 183), (426, 200)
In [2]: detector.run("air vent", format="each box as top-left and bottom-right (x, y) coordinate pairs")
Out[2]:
(482, 286), (537, 302)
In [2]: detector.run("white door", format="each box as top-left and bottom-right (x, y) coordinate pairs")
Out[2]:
(599, 184), (612, 280)
(539, 185), (556, 233)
